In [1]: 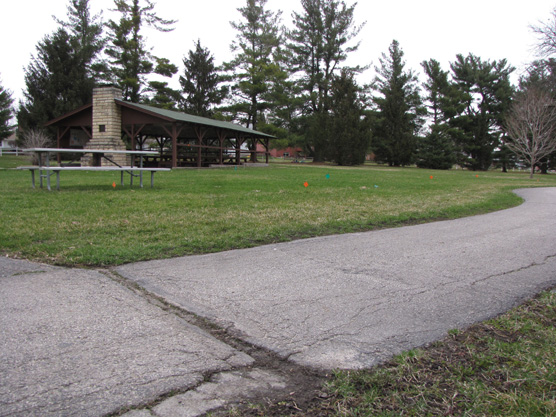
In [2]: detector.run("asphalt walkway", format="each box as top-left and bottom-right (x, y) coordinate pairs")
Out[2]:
(1, 188), (555, 416)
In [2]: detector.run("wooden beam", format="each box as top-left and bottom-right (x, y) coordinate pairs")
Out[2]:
(235, 136), (245, 165)
(194, 126), (207, 168)
(56, 126), (71, 164)
(80, 125), (92, 139)
(217, 129), (228, 165)
(160, 123), (185, 167)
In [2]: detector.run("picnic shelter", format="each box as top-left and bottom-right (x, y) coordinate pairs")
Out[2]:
(44, 86), (275, 168)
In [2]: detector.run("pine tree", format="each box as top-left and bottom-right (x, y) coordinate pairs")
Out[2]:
(54, 0), (107, 81)
(324, 70), (370, 165)
(142, 57), (180, 109)
(18, 0), (105, 130)
(416, 127), (456, 170)
(373, 40), (425, 166)
(287, 0), (364, 160)
(0, 78), (14, 141)
(105, 0), (177, 102)
(448, 54), (514, 171)
(19, 29), (86, 130)
(179, 40), (227, 117)
(226, 0), (285, 131)
(417, 59), (456, 169)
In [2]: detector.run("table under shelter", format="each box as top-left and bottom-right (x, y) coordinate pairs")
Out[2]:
(44, 86), (276, 169)
(18, 148), (169, 190)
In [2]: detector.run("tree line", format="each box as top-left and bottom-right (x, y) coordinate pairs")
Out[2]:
(2, 0), (556, 174)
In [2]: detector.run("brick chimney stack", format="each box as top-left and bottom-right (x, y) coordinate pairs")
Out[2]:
(82, 86), (128, 166)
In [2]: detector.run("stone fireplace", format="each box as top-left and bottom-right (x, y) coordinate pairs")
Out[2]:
(81, 86), (129, 167)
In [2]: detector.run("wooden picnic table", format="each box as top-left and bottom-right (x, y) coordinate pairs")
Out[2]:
(20, 148), (170, 190)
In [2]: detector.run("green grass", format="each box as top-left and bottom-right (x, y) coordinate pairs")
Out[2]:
(1, 155), (555, 266)
(322, 289), (556, 417)
(0, 154), (29, 168)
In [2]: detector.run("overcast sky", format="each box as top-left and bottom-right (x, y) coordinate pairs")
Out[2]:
(1, 0), (555, 106)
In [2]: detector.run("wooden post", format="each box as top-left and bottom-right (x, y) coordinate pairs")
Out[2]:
(172, 123), (178, 168)
(217, 130), (227, 165)
(194, 126), (207, 168)
(235, 136), (245, 165)
(56, 126), (70, 165)
(162, 123), (183, 168)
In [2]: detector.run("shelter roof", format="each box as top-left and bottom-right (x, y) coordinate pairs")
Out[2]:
(116, 101), (275, 139)
(45, 99), (275, 139)
(44, 103), (92, 127)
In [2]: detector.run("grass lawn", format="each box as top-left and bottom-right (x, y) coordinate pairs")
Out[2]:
(2, 154), (556, 416)
(1, 155), (555, 267)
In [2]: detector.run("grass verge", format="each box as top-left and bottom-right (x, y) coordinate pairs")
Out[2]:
(325, 289), (556, 416)
(224, 288), (556, 416)
(1, 156), (555, 266)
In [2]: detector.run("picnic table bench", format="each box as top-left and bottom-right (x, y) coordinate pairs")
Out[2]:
(19, 148), (170, 191)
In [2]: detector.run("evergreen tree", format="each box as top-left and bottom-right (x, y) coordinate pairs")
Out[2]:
(493, 141), (520, 173)
(417, 59), (456, 169)
(373, 40), (425, 166)
(263, 62), (305, 151)
(142, 57), (180, 109)
(19, 29), (87, 130)
(287, 0), (364, 160)
(54, 0), (107, 81)
(105, 0), (177, 103)
(0, 79), (14, 141)
(416, 127), (456, 170)
(226, 0), (285, 131)
(421, 59), (450, 124)
(521, 59), (556, 95)
(447, 54), (514, 171)
(18, 0), (105, 130)
(324, 70), (370, 165)
(179, 40), (227, 117)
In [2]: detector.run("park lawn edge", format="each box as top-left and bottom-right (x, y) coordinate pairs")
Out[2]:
(219, 286), (556, 416)
(1, 185), (527, 268)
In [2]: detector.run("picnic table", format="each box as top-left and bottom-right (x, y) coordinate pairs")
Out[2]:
(19, 148), (170, 191)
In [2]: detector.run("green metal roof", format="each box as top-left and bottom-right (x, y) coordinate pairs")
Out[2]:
(116, 100), (275, 139)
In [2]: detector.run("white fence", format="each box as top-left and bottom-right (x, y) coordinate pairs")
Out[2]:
(0, 147), (25, 156)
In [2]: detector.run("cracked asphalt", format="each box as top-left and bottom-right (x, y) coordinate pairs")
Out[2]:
(1, 188), (556, 416)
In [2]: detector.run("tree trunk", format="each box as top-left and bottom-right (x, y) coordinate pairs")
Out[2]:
(530, 157), (535, 179)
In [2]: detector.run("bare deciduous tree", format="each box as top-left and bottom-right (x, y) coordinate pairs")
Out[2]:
(21, 129), (53, 164)
(504, 87), (556, 178)
(531, 7), (556, 58)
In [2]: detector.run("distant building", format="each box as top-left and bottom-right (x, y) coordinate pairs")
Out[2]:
(255, 143), (303, 158)
(1, 132), (17, 149)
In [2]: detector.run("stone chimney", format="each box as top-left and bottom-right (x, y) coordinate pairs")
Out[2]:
(82, 86), (129, 166)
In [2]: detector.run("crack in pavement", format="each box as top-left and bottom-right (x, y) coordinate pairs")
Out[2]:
(471, 253), (556, 286)
(101, 269), (326, 417)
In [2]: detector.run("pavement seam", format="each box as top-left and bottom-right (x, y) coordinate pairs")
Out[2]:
(99, 269), (326, 416)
